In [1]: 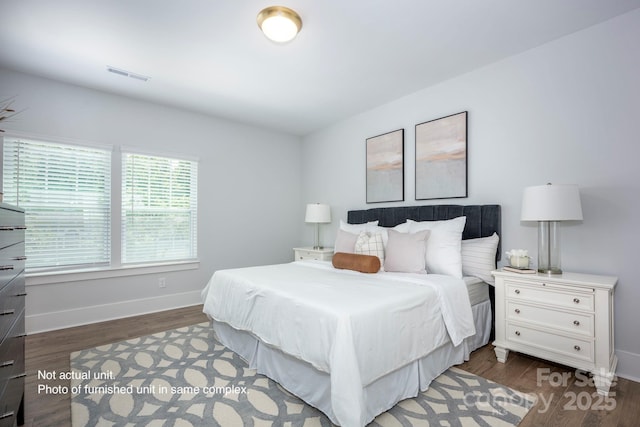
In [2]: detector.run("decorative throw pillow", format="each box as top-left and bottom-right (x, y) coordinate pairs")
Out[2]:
(332, 252), (381, 274)
(372, 222), (411, 248)
(461, 232), (500, 284)
(334, 229), (358, 253)
(354, 231), (385, 269)
(407, 216), (466, 278)
(384, 229), (430, 273)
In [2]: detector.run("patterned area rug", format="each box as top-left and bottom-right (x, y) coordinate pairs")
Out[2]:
(70, 322), (535, 426)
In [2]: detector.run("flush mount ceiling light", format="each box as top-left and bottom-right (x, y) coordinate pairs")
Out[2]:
(257, 6), (302, 43)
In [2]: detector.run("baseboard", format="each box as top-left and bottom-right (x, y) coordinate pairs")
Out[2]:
(616, 349), (640, 383)
(25, 290), (203, 334)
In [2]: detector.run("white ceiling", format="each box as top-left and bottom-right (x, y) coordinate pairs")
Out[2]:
(1, 1), (639, 136)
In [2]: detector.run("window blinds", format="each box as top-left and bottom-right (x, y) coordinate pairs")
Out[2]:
(121, 152), (198, 264)
(2, 138), (111, 271)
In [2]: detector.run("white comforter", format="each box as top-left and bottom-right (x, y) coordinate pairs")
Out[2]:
(201, 260), (475, 427)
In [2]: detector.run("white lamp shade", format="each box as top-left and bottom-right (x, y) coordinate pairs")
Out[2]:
(305, 203), (331, 223)
(521, 184), (583, 221)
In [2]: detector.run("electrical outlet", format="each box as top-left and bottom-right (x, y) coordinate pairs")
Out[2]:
(158, 277), (166, 288)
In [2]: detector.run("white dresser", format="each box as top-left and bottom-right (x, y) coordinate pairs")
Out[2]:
(293, 247), (334, 262)
(492, 270), (617, 396)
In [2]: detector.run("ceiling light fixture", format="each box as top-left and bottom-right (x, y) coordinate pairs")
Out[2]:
(257, 6), (302, 43)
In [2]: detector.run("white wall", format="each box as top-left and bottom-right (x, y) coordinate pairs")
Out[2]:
(0, 68), (304, 333)
(301, 9), (640, 381)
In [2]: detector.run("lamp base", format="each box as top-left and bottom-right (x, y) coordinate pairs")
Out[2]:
(537, 220), (563, 275)
(538, 267), (563, 275)
(312, 245), (324, 250)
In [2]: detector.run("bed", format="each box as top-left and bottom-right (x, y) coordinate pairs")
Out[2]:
(202, 204), (501, 426)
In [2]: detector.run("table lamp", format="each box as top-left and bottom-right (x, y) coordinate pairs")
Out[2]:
(521, 183), (583, 274)
(305, 203), (331, 249)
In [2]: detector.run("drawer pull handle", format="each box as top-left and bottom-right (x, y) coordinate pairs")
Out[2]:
(0, 309), (15, 316)
(0, 360), (14, 368)
(10, 372), (27, 379)
(515, 289), (520, 294)
(0, 226), (15, 231)
(16, 292), (27, 297)
(573, 320), (580, 326)
(515, 331), (521, 336)
(14, 226), (27, 230)
(515, 309), (520, 314)
(0, 411), (14, 420)
(13, 256), (27, 261)
(0, 265), (14, 270)
(574, 345), (581, 351)
(573, 298), (580, 304)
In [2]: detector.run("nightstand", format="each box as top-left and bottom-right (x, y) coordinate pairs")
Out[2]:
(293, 247), (334, 262)
(492, 270), (617, 396)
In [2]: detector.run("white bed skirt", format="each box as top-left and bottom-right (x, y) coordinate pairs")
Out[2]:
(213, 299), (492, 426)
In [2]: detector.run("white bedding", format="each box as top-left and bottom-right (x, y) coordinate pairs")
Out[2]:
(464, 275), (490, 306)
(201, 260), (476, 427)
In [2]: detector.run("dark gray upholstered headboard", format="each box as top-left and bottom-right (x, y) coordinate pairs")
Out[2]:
(347, 204), (501, 261)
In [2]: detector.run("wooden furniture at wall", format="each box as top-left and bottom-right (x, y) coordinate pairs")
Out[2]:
(0, 203), (26, 426)
(492, 269), (617, 396)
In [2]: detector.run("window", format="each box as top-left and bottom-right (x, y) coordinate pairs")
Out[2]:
(121, 151), (198, 264)
(2, 137), (111, 271)
(2, 137), (199, 276)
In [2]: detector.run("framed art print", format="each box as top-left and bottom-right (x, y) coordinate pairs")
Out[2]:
(415, 111), (467, 200)
(366, 128), (404, 203)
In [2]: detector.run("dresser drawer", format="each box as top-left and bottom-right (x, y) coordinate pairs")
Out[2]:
(0, 228), (25, 252)
(0, 312), (25, 415)
(507, 301), (594, 337)
(0, 373), (24, 427)
(505, 280), (594, 312)
(0, 310), (25, 382)
(0, 207), (25, 225)
(0, 242), (26, 291)
(0, 276), (25, 342)
(506, 323), (594, 363)
(294, 248), (333, 261)
(0, 207), (25, 252)
(296, 249), (320, 260)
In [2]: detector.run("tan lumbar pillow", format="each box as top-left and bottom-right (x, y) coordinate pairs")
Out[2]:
(332, 252), (381, 274)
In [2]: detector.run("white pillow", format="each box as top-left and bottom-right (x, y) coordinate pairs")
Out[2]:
(334, 229), (358, 253)
(407, 216), (466, 278)
(461, 232), (499, 285)
(339, 219), (379, 233)
(384, 229), (430, 273)
(354, 231), (385, 270)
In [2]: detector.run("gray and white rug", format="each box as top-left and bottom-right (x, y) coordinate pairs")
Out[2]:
(71, 322), (535, 426)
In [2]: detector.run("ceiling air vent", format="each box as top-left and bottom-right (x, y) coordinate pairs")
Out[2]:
(107, 66), (150, 82)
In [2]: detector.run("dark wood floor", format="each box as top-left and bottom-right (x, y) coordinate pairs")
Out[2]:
(23, 305), (209, 427)
(458, 346), (639, 427)
(24, 305), (639, 427)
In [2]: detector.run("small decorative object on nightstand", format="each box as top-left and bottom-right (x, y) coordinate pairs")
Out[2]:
(492, 269), (617, 396)
(293, 247), (334, 262)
